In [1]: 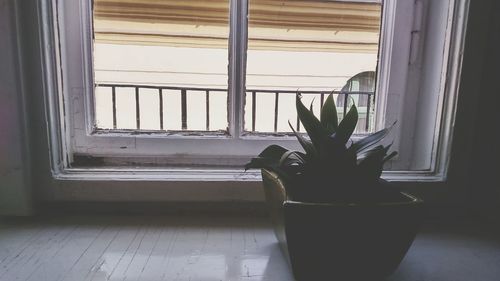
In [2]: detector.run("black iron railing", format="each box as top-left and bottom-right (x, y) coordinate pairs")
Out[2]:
(245, 88), (375, 132)
(96, 84), (375, 132)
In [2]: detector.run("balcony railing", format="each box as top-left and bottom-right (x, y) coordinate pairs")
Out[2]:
(95, 84), (375, 133)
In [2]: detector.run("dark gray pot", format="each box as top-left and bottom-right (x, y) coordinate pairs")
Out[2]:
(261, 169), (424, 281)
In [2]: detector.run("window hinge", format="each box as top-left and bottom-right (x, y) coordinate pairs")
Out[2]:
(409, 0), (424, 64)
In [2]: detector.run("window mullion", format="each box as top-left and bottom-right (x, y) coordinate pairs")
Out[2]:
(228, 0), (248, 138)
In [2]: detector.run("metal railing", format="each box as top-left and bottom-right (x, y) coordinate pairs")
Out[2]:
(246, 88), (374, 132)
(96, 84), (375, 132)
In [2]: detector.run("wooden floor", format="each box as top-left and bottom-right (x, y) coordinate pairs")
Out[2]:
(0, 215), (500, 281)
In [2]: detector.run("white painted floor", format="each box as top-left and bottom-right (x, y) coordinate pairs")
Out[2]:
(0, 216), (292, 281)
(1, 215), (500, 281)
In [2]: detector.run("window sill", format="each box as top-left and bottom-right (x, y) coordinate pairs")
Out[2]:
(54, 167), (446, 182)
(44, 167), (447, 202)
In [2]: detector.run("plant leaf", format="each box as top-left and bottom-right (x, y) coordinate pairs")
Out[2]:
(357, 145), (390, 181)
(288, 121), (317, 158)
(244, 157), (274, 171)
(279, 151), (305, 174)
(356, 144), (391, 161)
(295, 151), (308, 161)
(244, 145), (290, 171)
(336, 104), (358, 145)
(349, 121), (396, 154)
(257, 144), (289, 160)
(296, 94), (328, 149)
(280, 150), (301, 165)
(383, 151), (398, 163)
(320, 93), (338, 134)
(245, 157), (295, 183)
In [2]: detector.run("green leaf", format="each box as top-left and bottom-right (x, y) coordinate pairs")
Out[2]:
(257, 144), (289, 160)
(357, 145), (390, 181)
(320, 93), (338, 134)
(288, 121), (317, 158)
(244, 157), (275, 171)
(383, 151), (398, 163)
(349, 121), (396, 154)
(279, 150), (305, 164)
(245, 157), (295, 183)
(296, 94), (329, 149)
(356, 144), (391, 161)
(336, 104), (358, 145)
(295, 151), (308, 161)
(244, 145), (290, 171)
(279, 151), (305, 171)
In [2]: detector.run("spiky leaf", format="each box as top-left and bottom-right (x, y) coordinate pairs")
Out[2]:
(244, 145), (289, 171)
(288, 121), (317, 158)
(357, 145), (392, 180)
(257, 144), (289, 160)
(296, 94), (329, 149)
(383, 151), (398, 163)
(349, 121), (396, 154)
(336, 104), (358, 145)
(320, 93), (338, 134)
(356, 144), (391, 161)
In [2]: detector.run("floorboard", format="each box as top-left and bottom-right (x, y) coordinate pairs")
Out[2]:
(0, 216), (499, 281)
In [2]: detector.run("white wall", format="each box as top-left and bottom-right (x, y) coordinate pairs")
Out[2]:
(0, 0), (33, 215)
(93, 43), (377, 131)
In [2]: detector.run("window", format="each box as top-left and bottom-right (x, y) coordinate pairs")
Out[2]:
(91, 0), (380, 135)
(244, 1), (380, 134)
(92, 0), (230, 132)
(40, 0), (468, 181)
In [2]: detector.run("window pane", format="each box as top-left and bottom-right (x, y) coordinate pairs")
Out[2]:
(94, 86), (113, 129)
(245, 0), (382, 133)
(93, 0), (229, 131)
(115, 87), (137, 129)
(138, 88), (161, 130)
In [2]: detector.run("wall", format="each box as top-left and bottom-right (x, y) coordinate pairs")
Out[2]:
(426, 0), (500, 221)
(3, 0), (499, 218)
(463, 0), (500, 219)
(0, 0), (33, 215)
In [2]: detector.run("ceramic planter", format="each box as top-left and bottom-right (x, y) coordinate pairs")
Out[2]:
(261, 169), (424, 281)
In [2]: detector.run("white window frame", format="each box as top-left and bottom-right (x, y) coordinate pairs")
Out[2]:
(39, 0), (469, 183)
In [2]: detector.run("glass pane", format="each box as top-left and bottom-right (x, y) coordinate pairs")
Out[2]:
(93, 0), (230, 131)
(115, 87), (136, 129)
(245, 0), (382, 133)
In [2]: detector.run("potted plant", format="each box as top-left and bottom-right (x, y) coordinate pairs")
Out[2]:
(245, 94), (423, 281)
